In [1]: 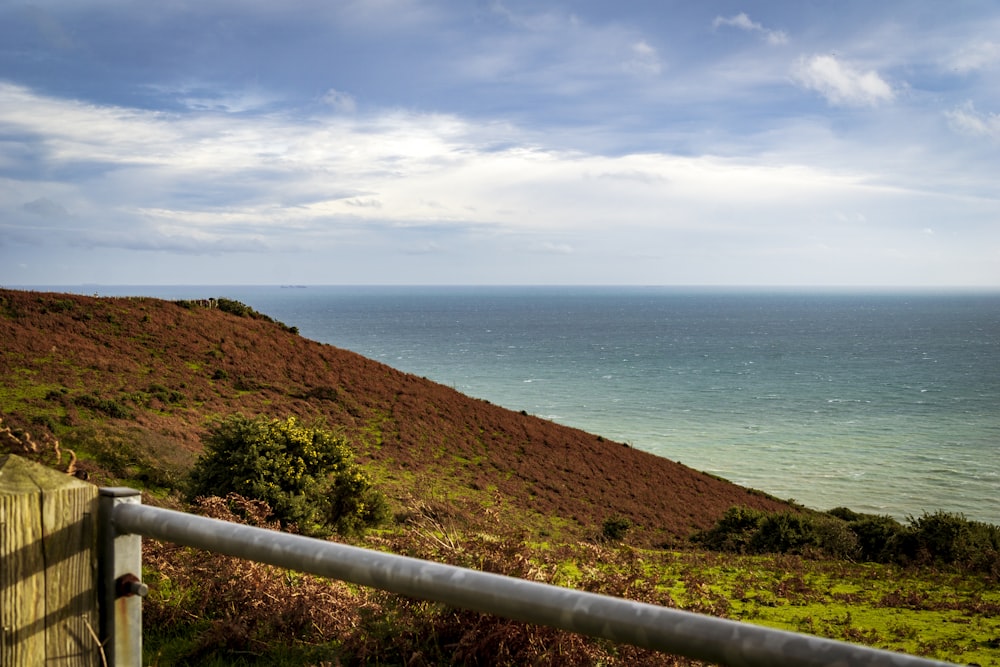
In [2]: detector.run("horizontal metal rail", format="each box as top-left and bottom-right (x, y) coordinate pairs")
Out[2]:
(112, 502), (957, 667)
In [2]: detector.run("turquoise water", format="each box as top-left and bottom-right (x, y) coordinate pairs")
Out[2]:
(47, 285), (1000, 524)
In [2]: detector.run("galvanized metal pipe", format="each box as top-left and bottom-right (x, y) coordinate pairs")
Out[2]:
(113, 502), (956, 667)
(98, 487), (144, 667)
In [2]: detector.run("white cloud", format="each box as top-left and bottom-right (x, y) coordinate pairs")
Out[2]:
(623, 40), (662, 76)
(142, 82), (279, 113)
(0, 82), (875, 247)
(322, 89), (357, 113)
(2, 79), (998, 286)
(793, 55), (894, 108)
(530, 241), (574, 255)
(712, 12), (788, 46)
(945, 102), (1000, 140)
(948, 40), (1000, 73)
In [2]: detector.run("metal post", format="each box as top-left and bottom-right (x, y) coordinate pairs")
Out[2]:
(97, 488), (144, 667)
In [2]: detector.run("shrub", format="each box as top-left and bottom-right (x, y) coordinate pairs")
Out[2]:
(50, 299), (75, 313)
(601, 515), (632, 541)
(845, 514), (905, 562)
(827, 506), (863, 522)
(60, 425), (188, 489)
(30, 414), (57, 432)
(897, 511), (1000, 573)
(212, 297), (296, 332)
(698, 506), (1000, 576)
(693, 506), (767, 553)
(73, 393), (134, 419)
(694, 507), (859, 559)
(186, 415), (389, 536)
(757, 512), (858, 558)
(215, 297), (255, 318)
(147, 383), (185, 404)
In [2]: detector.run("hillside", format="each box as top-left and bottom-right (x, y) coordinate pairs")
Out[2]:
(0, 287), (792, 545)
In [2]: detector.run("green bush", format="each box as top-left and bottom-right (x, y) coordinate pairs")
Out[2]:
(845, 514), (906, 562)
(186, 415), (389, 536)
(752, 512), (859, 559)
(898, 511), (1000, 573)
(695, 507), (859, 559)
(73, 393), (134, 419)
(216, 297), (256, 318)
(213, 297), (296, 332)
(147, 383), (185, 404)
(697, 506), (1000, 575)
(601, 515), (632, 541)
(692, 506), (767, 553)
(60, 425), (186, 489)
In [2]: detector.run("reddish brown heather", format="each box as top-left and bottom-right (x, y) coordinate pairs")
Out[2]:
(0, 288), (791, 545)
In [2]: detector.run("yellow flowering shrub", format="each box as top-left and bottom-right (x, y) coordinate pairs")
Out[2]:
(187, 414), (389, 535)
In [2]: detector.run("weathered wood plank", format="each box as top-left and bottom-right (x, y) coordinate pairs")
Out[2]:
(0, 455), (99, 667)
(0, 471), (46, 664)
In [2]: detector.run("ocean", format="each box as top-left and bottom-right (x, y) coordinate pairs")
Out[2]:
(42, 285), (1000, 525)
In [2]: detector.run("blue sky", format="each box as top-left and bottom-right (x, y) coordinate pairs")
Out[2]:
(2, 1), (999, 286)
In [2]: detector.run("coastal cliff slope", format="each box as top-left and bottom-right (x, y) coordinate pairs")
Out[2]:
(0, 288), (792, 544)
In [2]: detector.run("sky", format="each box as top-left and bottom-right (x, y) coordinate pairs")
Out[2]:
(1, 1), (999, 287)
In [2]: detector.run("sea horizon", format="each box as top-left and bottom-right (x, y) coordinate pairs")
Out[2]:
(12, 284), (1000, 526)
(13, 283), (1000, 293)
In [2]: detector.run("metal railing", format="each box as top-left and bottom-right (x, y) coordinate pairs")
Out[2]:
(97, 488), (959, 667)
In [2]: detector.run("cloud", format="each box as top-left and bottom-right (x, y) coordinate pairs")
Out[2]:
(623, 40), (662, 76)
(948, 40), (1000, 73)
(945, 102), (1000, 140)
(793, 55), (894, 107)
(343, 197), (382, 208)
(2, 77), (997, 286)
(322, 88), (357, 113)
(529, 241), (574, 255)
(0, 83), (964, 244)
(22, 197), (70, 218)
(0, 82), (849, 250)
(162, 85), (279, 113)
(712, 12), (788, 45)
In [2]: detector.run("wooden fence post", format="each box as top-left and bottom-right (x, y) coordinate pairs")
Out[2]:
(0, 455), (100, 666)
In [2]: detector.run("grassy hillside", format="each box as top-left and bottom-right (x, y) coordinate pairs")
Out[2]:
(2, 287), (998, 666)
(0, 287), (791, 545)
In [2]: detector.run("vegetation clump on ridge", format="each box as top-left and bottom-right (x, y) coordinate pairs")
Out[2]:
(1, 287), (999, 665)
(176, 296), (300, 334)
(694, 505), (1000, 577)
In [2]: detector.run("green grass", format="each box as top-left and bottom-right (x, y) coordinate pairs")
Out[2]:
(498, 542), (999, 664)
(0, 380), (69, 421)
(647, 551), (1000, 664)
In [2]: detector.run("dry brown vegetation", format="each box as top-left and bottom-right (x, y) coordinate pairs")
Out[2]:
(0, 287), (791, 546)
(143, 493), (703, 665)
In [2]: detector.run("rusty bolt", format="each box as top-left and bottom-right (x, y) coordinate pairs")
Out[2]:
(115, 573), (148, 598)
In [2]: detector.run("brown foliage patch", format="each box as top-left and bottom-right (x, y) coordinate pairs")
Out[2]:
(143, 494), (371, 661)
(1, 287), (793, 547)
(144, 494), (708, 665)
